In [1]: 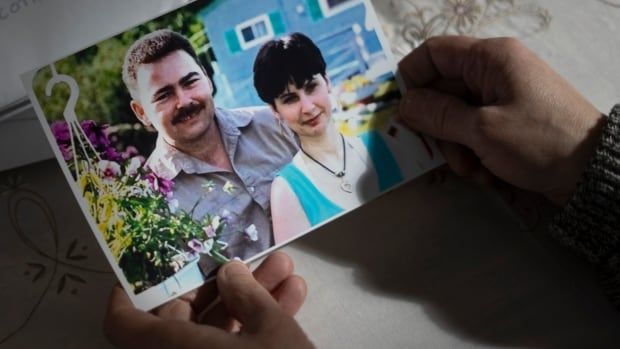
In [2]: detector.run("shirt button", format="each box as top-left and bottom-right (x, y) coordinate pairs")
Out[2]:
(248, 186), (255, 193)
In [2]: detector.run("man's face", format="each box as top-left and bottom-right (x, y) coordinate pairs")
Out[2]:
(130, 50), (215, 147)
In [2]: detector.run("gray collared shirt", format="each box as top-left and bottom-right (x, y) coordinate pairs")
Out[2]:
(146, 106), (297, 277)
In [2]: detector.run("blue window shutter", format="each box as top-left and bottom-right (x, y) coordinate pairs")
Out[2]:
(306, 0), (324, 21)
(269, 11), (286, 35)
(224, 29), (241, 54)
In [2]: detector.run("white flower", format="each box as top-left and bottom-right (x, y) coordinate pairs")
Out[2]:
(203, 239), (214, 255)
(211, 216), (221, 231)
(125, 156), (142, 176)
(244, 224), (258, 242)
(97, 160), (121, 180)
(169, 253), (187, 272)
(223, 181), (237, 194)
(202, 179), (216, 193)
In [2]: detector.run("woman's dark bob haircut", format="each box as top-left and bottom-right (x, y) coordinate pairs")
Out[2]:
(253, 32), (327, 106)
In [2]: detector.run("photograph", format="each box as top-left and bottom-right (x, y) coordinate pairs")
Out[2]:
(22, 0), (443, 310)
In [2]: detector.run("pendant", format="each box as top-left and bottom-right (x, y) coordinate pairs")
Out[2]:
(340, 179), (353, 193)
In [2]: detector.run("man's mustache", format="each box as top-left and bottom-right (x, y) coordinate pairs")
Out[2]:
(172, 102), (205, 125)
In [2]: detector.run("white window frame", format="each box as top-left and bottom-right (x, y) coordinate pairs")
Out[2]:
(317, 0), (363, 18)
(235, 14), (275, 50)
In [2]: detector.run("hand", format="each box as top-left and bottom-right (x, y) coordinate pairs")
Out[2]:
(104, 252), (315, 349)
(398, 36), (606, 204)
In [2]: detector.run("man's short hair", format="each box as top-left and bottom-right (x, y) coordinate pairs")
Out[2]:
(122, 29), (201, 100)
(253, 32), (327, 107)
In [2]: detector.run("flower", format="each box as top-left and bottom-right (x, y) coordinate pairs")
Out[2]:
(122, 145), (140, 160)
(223, 181), (237, 194)
(188, 239), (207, 254)
(81, 120), (110, 149)
(211, 216), (222, 231)
(58, 144), (73, 161)
(202, 179), (216, 193)
(102, 147), (123, 162)
(145, 173), (174, 198)
(125, 156), (143, 176)
(51, 121), (71, 142)
(97, 160), (121, 180)
(204, 239), (214, 254)
(244, 224), (259, 242)
(203, 225), (216, 238)
(441, 0), (481, 33)
(170, 253), (186, 273)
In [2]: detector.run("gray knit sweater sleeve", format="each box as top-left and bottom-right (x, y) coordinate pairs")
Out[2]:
(551, 104), (620, 307)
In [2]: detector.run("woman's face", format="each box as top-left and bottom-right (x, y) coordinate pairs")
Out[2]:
(272, 74), (332, 138)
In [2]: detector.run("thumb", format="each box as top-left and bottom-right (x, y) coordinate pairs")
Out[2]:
(217, 261), (282, 332)
(400, 88), (481, 148)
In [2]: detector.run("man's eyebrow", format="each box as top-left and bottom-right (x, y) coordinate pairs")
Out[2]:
(151, 72), (200, 101)
(180, 72), (200, 85)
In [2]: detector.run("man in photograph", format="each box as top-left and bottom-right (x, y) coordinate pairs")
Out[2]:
(122, 29), (298, 276)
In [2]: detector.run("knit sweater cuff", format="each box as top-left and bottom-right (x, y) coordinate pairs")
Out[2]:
(551, 104), (620, 304)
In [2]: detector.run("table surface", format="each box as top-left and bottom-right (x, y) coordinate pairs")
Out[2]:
(2, 0), (620, 348)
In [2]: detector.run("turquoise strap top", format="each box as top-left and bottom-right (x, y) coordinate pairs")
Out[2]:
(278, 131), (403, 226)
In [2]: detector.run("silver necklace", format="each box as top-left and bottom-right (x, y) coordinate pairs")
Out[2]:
(300, 134), (353, 193)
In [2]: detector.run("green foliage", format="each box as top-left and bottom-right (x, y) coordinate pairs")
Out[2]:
(32, 1), (213, 125)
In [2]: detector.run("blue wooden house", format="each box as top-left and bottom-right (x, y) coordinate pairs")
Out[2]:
(198, 0), (387, 109)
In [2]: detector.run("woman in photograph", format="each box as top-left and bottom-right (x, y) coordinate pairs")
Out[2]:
(253, 32), (405, 243)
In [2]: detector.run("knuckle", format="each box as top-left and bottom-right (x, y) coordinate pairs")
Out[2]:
(471, 107), (497, 147)
(495, 37), (524, 53)
(434, 97), (456, 139)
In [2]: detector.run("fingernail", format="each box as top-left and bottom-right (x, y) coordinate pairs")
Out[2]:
(222, 260), (248, 278)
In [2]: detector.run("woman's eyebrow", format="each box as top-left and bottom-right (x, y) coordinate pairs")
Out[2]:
(277, 91), (295, 99)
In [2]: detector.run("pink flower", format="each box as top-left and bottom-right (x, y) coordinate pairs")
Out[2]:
(188, 239), (206, 254)
(51, 121), (70, 143)
(80, 120), (110, 149)
(203, 225), (216, 238)
(58, 144), (73, 161)
(97, 160), (121, 180)
(145, 172), (174, 198)
(122, 145), (140, 160)
(188, 239), (213, 255)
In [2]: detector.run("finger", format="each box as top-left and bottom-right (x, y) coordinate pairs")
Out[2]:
(436, 140), (480, 177)
(217, 261), (281, 331)
(430, 79), (479, 104)
(398, 36), (479, 88)
(189, 278), (218, 314)
(400, 88), (482, 146)
(153, 298), (193, 321)
(252, 251), (295, 291)
(271, 275), (307, 316)
(199, 300), (239, 331)
(200, 252), (296, 328)
(105, 286), (235, 348)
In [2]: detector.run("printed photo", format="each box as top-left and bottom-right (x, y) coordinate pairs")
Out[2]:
(22, 0), (443, 310)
